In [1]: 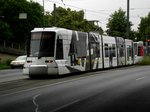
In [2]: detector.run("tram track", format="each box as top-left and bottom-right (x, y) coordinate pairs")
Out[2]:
(0, 70), (107, 96)
(0, 65), (150, 112)
(0, 65), (141, 96)
(0, 78), (62, 95)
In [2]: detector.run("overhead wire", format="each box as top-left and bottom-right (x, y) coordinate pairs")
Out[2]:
(43, 0), (111, 26)
(34, 0), (150, 30)
(43, 0), (150, 20)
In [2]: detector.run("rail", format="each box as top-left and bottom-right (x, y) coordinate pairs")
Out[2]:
(0, 40), (26, 55)
(0, 40), (23, 49)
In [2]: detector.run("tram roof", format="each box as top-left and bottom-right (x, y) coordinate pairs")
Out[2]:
(31, 27), (68, 32)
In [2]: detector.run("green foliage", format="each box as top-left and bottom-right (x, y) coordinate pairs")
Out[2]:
(0, 64), (10, 69)
(44, 12), (53, 27)
(138, 56), (150, 65)
(129, 30), (139, 41)
(138, 12), (150, 41)
(0, 20), (12, 40)
(51, 7), (103, 33)
(106, 8), (132, 38)
(0, 0), (44, 47)
(0, 59), (11, 69)
(0, 1), (103, 46)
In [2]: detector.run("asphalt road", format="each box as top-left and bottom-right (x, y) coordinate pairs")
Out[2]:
(0, 69), (27, 82)
(0, 66), (150, 112)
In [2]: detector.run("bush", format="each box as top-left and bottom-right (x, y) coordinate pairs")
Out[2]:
(6, 59), (12, 66)
(0, 59), (11, 69)
(138, 56), (150, 65)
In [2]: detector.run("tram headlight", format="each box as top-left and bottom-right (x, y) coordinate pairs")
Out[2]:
(27, 60), (32, 63)
(45, 60), (53, 63)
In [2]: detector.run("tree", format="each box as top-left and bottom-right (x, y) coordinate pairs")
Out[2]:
(138, 12), (150, 41)
(44, 11), (53, 27)
(0, 1), (103, 47)
(51, 6), (103, 33)
(106, 8), (132, 38)
(0, 0), (44, 46)
(0, 19), (12, 40)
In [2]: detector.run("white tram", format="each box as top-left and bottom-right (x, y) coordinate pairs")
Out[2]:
(23, 27), (144, 77)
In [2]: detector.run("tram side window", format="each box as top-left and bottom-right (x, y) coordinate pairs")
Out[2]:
(90, 43), (100, 58)
(134, 43), (137, 55)
(129, 46), (132, 57)
(96, 44), (100, 57)
(105, 44), (109, 57)
(127, 47), (130, 60)
(120, 45), (124, 57)
(112, 44), (116, 57)
(56, 39), (63, 59)
(76, 32), (87, 57)
(127, 46), (132, 60)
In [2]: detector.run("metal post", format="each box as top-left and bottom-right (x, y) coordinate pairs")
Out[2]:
(54, 3), (56, 27)
(43, 0), (45, 27)
(126, 0), (130, 39)
(88, 33), (92, 70)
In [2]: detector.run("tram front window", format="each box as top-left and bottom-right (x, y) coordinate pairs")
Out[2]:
(29, 32), (55, 58)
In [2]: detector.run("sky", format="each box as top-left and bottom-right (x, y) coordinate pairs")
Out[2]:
(31, 0), (150, 31)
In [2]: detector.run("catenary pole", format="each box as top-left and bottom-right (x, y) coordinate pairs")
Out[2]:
(54, 3), (56, 27)
(126, 0), (130, 39)
(43, 0), (45, 27)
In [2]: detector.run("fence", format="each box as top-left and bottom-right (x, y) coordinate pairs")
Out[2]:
(0, 40), (26, 55)
(0, 40), (24, 49)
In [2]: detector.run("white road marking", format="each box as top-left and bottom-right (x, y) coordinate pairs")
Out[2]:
(136, 76), (147, 81)
(51, 99), (80, 112)
(33, 94), (40, 112)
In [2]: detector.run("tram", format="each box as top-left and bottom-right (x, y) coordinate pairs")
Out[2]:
(23, 27), (144, 77)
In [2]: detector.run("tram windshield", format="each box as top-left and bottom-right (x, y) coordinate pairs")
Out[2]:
(29, 32), (55, 58)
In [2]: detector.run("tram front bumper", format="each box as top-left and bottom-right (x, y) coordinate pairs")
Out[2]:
(23, 65), (58, 75)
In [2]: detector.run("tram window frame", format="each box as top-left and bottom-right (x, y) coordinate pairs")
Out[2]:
(129, 46), (132, 57)
(105, 44), (109, 57)
(90, 43), (100, 58)
(127, 48), (130, 60)
(96, 43), (100, 57)
(127, 46), (132, 60)
(30, 32), (56, 57)
(120, 45), (124, 57)
(56, 38), (64, 59)
(134, 43), (137, 55)
(112, 44), (116, 57)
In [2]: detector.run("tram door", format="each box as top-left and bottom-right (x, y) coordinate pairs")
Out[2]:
(89, 42), (100, 70)
(125, 39), (133, 65)
(104, 44), (114, 68)
(103, 43), (117, 68)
